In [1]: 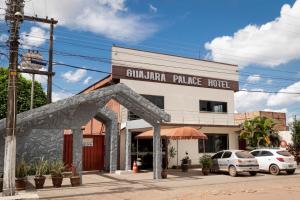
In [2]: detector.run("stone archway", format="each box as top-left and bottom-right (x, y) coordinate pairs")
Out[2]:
(0, 83), (170, 192)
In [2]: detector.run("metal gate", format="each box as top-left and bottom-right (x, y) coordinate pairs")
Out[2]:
(63, 134), (105, 171)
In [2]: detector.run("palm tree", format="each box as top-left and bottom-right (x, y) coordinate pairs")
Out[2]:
(241, 116), (280, 149)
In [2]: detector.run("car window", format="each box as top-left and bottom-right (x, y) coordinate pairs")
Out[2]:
(261, 151), (273, 156)
(235, 151), (254, 158)
(276, 150), (291, 157)
(212, 151), (223, 159)
(222, 151), (232, 158)
(251, 151), (260, 157)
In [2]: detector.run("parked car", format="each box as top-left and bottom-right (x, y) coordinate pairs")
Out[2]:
(250, 149), (297, 175)
(211, 150), (259, 177)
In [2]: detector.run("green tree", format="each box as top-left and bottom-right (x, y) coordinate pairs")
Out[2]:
(291, 117), (300, 152)
(0, 67), (47, 119)
(240, 116), (280, 149)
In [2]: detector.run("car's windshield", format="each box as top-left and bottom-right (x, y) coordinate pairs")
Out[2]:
(276, 150), (292, 157)
(235, 151), (255, 158)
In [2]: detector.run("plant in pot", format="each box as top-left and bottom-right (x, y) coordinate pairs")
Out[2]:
(34, 157), (48, 189)
(0, 172), (3, 193)
(15, 159), (29, 190)
(199, 154), (213, 176)
(161, 146), (177, 179)
(50, 160), (65, 188)
(70, 164), (81, 187)
(181, 152), (190, 172)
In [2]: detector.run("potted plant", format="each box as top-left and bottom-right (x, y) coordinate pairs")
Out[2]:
(50, 160), (65, 188)
(15, 159), (29, 190)
(199, 154), (213, 175)
(70, 164), (81, 187)
(34, 157), (48, 189)
(161, 146), (177, 179)
(0, 172), (3, 192)
(181, 152), (190, 172)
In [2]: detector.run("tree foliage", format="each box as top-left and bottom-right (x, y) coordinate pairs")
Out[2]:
(290, 117), (300, 151)
(0, 67), (47, 119)
(240, 116), (280, 149)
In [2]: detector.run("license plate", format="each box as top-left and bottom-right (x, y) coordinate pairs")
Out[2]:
(288, 164), (293, 168)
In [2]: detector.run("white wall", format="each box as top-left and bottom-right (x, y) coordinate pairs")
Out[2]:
(120, 79), (236, 125)
(112, 46), (238, 81)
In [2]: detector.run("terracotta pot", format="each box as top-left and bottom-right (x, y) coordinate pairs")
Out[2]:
(0, 178), (3, 192)
(34, 176), (46, 189)
(181, 164), (189, 172)
(70, 176), (80, 187)
(202, 168), (210, 176)
(51, 176), (63, 188)
(161, 170), (167, 179)
(15, 177), (27, 191)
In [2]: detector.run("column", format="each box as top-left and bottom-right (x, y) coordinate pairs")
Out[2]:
(110, 120), (118, 173)
(153, 124), (162, 179)
(72, 129), (83, 184)
(104, 122), (111, 172)
(125, 128), (131, 171)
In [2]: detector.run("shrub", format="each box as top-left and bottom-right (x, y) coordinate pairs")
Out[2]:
(199, 155), (213, 169)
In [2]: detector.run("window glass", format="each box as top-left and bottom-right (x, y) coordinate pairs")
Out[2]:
(276, 150), (291, 157)
(128, 95), (164, 120)
(261, 151), (273, 156)
(235, 151), (255, 158)
(212, 151), (223, 159)
(198, 134), (228, 153)
(222, 151), (232, 158)
(251, 151), (260, 157)
(199, 100), (227, 113)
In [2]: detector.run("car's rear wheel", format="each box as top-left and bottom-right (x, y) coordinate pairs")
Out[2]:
(249, 171), (257, 176)
(286, 169), (295, 175)
(229, 166), (237, 177)
(269, 164), (280, 175)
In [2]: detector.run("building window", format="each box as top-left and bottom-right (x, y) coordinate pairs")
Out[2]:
(199, 100), (227, 113)
(198, 134), (228, 153)
(128, 95), (164, 121)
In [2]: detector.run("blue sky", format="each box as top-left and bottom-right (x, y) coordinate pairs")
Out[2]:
(0, 0), (300, 122)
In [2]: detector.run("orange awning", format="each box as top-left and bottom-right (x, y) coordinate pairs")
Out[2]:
(136, 126), (207, 140)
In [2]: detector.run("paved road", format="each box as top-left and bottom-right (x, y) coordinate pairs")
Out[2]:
(33, 169), (300, 200)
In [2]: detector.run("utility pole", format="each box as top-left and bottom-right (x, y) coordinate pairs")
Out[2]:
(3, 0), (24, 196)
(47, 20), (55, 103)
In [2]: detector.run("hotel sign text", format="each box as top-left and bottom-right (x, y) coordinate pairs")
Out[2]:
(112, 66), (239, 91)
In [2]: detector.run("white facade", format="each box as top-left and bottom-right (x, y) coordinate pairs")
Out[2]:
(112, 46), (240, 169)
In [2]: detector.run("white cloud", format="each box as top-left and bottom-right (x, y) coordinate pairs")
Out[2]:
(0, 34), (8, 42)
(263, 108), (288, 113)
(52, 91), (73, 102)
(83, 76), (92, 85)
(20, 27), (48, 49)
(62, 69), (87, 83)
(235, 89), (270, 112)
(149, 4), (157, 13)
(267, 81), (300, 106)
(247, 74), (261, 83)
(205, 0), (300, 67)
(18, 0), (157, 43)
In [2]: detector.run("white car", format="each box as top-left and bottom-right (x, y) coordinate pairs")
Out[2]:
(211, 150), (259, 177)
(250, 149), (297, 175)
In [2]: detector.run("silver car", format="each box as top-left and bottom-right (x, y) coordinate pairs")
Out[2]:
(211, 150), (259, 177)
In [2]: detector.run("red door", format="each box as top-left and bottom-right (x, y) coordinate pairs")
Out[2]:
(63, 134), (105, 171)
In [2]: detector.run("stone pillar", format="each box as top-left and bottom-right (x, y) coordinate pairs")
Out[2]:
(104, 122), (111, 172)
(72, 129), (83, 184)
(110, 120), (118, 173)
(153, 124), (162, 179)
(125, 128), (131, 171)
